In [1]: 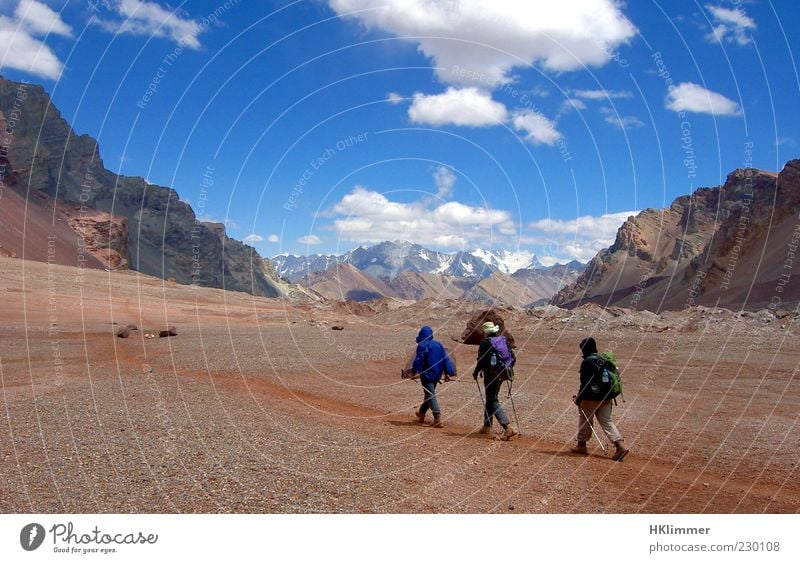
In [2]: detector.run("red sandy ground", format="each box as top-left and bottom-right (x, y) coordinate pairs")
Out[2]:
(0, 256), (798, 513)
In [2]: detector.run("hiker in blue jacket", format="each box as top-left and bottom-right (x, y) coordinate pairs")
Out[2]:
(472, 322), (518, 440)
(411, 326), (456, 428)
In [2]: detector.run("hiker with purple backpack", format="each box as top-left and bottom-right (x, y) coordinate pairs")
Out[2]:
(472, 321), (518, 440)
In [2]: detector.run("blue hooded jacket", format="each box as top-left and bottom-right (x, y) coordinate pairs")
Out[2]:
(412, 326), (456, 383)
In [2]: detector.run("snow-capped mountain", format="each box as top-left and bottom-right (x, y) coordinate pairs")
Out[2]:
(470, 248), (544, 274)
(272, 241), (557, 281)
(272, 253), (338, 282)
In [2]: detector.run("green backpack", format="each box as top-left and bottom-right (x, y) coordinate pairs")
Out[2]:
(597, 351), (623, 402)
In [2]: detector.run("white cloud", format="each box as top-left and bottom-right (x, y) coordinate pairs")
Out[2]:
(386, 92), (403, 104)
(558, 98), (587, 116)
(327, 185), (516, 248)
(298, 234), (323, 245)
(329, 0), (636, 86)
(526, 211), (636, 263)
(512, 109), (561, 146)
(409, 87), (508, 127)
(267, 234), (280, 243)
(432, 166), (456, 199)
(665, 82), (741, 116)
(15, 0), (72, 37)
(243, 234), (264, 243)
(94, 0), (203, 49)
(573, 88), (633, 100)
(0, 0), (71, 79)
(604, 114), (644, 130)
(705, 4), (755, 45)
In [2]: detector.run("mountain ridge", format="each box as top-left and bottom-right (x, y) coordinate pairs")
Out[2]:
(552, 162), (800, 311)
(0, 75), (304, 299)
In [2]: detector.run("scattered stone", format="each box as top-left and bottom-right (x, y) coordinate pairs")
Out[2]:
(159, 326), (177, 338)
(331, 325), (344, 331)
(126, 323), (138, 331)
(115, 327), (130, 338)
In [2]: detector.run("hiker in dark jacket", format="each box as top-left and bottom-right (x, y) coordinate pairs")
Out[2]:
(572, 336), (628, 460)
(411, 326), (456, 428)
(472, 322), (517, 440)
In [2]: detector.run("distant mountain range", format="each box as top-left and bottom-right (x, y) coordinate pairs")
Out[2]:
(272, 240), (549, 282)
(272, 241), (583, 306)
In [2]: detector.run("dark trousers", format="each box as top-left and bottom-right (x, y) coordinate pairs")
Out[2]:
(484, 376), (509, 427)
(419, 380), (440, 416)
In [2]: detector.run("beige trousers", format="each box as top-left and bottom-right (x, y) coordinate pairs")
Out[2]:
(577, 400), (623, 443)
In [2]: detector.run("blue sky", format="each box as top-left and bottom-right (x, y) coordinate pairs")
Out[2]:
(1, 0), (798, 265)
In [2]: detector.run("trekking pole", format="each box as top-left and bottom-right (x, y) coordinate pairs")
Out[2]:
(578, 405), (607, 455)
(506, 380), (522, 436)
(474, 377), (484, 402)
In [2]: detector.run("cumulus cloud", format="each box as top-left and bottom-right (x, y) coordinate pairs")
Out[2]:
(665, 82), (741, 116)
(705, 4), (755, 45)
(298, 234), (323, 245)
(512, 110), (561, 146)
(267, 234), (280, 243)
(93, 0), (203, 49)
(15, 0), (72, 36)
(432, 165), (456, 199)
(526, 211), (636, 263)
(0, 0), (72, 79)
(572, 88), (633, 100)
(327, 186), (516, 248)
(329, 0), (636, 86)
(243, 234), (264, 243)
(409, 87), (508, 127)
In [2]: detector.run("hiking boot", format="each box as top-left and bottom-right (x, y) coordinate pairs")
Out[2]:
(571, 441), (588, 455)
(431, 414), (444, 428)
(612, 440), (629, 461)
(415, 409), (425, 424)
(500, 425), (518, 441)
(479, 424), (492, 434)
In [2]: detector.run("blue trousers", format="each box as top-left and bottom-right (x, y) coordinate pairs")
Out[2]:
(419, 380), (440, 416)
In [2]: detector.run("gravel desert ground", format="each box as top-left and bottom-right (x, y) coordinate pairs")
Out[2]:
(1, 256), (798, 513)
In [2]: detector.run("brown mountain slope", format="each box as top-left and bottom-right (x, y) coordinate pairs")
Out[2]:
(463, 272), (546, 307)
(386, 270), (472, 300)
(553, 160), (800, 311)
(303, 263), (400, 301)
(0, 181), (107, 268)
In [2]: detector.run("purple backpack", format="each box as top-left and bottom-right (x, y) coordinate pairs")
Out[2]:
(489, 336), (515, 380)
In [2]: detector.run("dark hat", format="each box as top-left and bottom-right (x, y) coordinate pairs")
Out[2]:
(579, 337), (597, 357)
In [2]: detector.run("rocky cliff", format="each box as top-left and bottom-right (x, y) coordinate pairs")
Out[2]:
(552, 161), (800, 311)
(0, 76), (296, 298)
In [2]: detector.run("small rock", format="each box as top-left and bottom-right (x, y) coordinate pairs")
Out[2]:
(331, 326), (344, 331)
(126, 323), (139, 331)
(115, 327), (131, 338)
(159, 326), (177, 338)
(703, 482), (710, 487)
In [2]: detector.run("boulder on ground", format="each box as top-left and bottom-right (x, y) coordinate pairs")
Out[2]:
(159, 326), (177, 338)
(459, 309), (516, 347)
